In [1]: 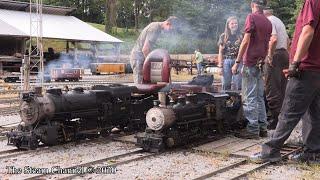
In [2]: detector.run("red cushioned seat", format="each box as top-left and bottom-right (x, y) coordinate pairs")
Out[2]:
(135, 49), (171, 94)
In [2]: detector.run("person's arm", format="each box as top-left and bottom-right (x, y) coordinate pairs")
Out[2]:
(285, 25), (314, 78)
(217, 45), (224, 67)
(293, 25), (314, 62)
(267, 34), (277, 66)
(268, 35), (277, 56)
(236, 33), (250, 63)
(287, 37), (291, 52)
(142, 41), (151, 57)
(231, 33), (250, 74)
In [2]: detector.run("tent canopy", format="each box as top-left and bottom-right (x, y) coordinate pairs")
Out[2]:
(0, 9), (122, 43)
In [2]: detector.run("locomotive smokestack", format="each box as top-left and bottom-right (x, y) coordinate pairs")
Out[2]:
(34, 86), (42, 96)
(158, 92), (167, 107)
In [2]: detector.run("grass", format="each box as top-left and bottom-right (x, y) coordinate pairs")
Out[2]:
(41, 23), (139, 54)
(89, 23), (139, 54)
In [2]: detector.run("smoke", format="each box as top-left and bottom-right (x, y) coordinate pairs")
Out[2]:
(155, 0), (250, 54)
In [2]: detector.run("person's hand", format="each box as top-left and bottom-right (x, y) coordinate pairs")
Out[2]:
(267, 55), (273, 67)
(232, 63), (239, 75)
(287, 61), (301, 78)
(283, 69), (289, 78)
(218, 67), (223, 76)
(217, 63), (223, 76)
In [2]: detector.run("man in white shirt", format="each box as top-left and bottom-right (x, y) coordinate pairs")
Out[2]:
(264, 8), (290, 130)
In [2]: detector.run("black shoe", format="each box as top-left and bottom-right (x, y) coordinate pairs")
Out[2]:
(290, 152), (320, 164)
(250, 152), (281, 164)
(260, 130), (268, 138)
(267, 117), (278, 130)
(235, 129), (259, 139)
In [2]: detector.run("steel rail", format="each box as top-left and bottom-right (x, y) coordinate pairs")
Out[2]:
(193, 145), (302, 180)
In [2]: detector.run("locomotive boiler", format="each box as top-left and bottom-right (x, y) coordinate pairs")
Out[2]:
(7, 84), (155, 149)
(136, 89), (244, 152)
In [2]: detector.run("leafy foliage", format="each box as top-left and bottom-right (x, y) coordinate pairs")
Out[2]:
(14, 0), (306, 53)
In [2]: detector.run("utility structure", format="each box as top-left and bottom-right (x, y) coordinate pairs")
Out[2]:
(22, 0), (44, 91)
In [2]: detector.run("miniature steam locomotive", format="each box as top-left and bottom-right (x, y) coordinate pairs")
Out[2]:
(7, 84), (155, 149)
(136, 87), (243, 152)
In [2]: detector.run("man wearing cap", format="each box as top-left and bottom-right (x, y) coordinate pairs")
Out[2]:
(251, 0), (320, 163)
(130, 16), (178, 84)
(231, 0), (272, 139)
(263, 8), (290, 130)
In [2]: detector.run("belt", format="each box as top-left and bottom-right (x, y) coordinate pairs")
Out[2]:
(275, 48), (287, 51)
(224, 55), (236, 59)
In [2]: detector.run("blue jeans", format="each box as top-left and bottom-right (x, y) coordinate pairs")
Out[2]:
(196, 63), (203, 75)
(222, 59), (242, 90)
(242, 65), (267, 134)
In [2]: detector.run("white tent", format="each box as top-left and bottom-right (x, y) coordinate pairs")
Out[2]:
(0, 9), (122, 43)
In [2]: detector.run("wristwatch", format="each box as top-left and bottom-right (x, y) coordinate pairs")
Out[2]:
(235, 60), (241, 64)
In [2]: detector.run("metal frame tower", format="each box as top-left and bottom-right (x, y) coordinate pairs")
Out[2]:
(22, 0), (44, 91)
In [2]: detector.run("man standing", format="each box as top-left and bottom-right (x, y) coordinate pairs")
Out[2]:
(231, 0), (272, 139)
(263, 8), (290, 130)
(130, 16), (178, 84)
(195, 49), (204, 75)
(252, 0), (320, 163)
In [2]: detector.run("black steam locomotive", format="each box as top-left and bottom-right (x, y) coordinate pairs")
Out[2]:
(7, 84), (155, 149)
(136, 86), (244, 152)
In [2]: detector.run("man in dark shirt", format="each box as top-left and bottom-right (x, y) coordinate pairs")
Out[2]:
(130, 16), (178, 84)
(251, 0), (320, 163)
(231, 0), (272, 139)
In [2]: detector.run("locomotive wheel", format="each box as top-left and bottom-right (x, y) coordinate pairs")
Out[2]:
(100, 129), (111, 138)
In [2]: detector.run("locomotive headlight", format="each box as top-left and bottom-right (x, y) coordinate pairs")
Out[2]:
(146, 108), (176, 131)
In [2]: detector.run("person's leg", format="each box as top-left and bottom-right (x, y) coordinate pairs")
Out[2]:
(302, 89), (320, 153)
(222, 59), (232, 90)
(196, 63), (201, 75)
(130, 52), (144, 84)
(261, 72), (318, 158)
(265, 51), (286, 129)
(241, 66), (260, 135)
(257, 70), (267, 132)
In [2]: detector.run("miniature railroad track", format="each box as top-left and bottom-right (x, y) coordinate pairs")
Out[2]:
(22, 148), (153, 180)
(23, 135), (225, 179)
(0, 137), (111, 163)
(0, 98), (19, 104)
(193, 145), (302, 180)
(0, 106), (19, 116)
(0, 81), (134, 95)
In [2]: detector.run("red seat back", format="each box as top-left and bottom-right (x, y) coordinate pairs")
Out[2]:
(142, 49), (171, 84)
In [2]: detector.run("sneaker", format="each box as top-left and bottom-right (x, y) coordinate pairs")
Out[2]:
(260, 130), (268, 138)
(289, 152), (320, 164)
(250, 152), (282, 164)
(235, 129), (260, 139)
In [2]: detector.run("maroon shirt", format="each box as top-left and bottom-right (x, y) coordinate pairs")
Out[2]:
(242, 11), (272, 66)
(290, 0), (320, 72)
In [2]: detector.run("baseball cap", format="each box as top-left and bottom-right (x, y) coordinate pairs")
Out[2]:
(251, 0), (267, 6)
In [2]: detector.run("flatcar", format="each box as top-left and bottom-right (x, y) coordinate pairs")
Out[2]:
(90, 63), (132, 75)
(50, 68), (82, 82)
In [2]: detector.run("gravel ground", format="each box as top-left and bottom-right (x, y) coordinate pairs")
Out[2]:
(0, 140), (137, 179)
(0, 115), (21, 126)
(85, 150), (243, 180)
